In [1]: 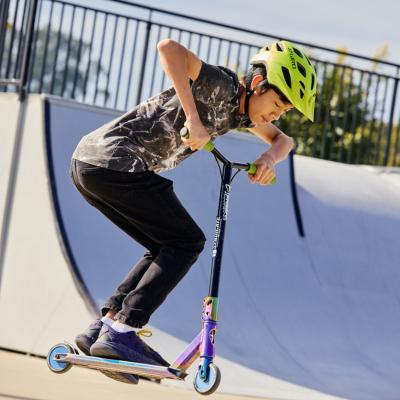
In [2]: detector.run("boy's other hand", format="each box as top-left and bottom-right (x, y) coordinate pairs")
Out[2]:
(181, 119), (211, 151)
(248, 153), (276, 185)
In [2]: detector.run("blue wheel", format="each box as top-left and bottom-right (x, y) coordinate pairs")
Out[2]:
(47, 343), (74, 374)
(193, 363), (221, 395)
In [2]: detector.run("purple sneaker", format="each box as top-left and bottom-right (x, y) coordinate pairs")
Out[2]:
(76, 319), (138, 385)
(75, 318), (103, 356)
(90, 325), (170, 367)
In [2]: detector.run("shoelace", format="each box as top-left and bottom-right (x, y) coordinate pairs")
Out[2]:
(136, 329), (168, 365)
(136, 329), (162, 357)
(137, 328), (152, 338)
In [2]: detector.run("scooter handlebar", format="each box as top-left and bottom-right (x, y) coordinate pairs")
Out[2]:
(180, 127), (276, 183)
(180, 127), (215, 153)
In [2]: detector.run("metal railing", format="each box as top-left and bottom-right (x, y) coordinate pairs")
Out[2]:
(1, 0), (399, 166)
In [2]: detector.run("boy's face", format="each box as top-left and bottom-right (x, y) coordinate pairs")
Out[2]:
(249, 88), (293, 126)
(248, 75), (293, 126)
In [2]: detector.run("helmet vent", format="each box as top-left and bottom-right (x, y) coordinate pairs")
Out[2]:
(276, 42), (284, 52)
(304, 54), (312, 66)
(300, 81), (305, 90)
(311, 74), (315, 90)
(300, 89), (304, 99)
(297, 62), (307, 78)
(293, 47), (303, 58)
(281, 66), (292, 88)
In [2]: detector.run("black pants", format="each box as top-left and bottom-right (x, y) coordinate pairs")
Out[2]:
(70, 159), (206, 328)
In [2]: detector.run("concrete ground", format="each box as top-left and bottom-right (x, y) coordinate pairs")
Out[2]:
(0, 349), (269, 400)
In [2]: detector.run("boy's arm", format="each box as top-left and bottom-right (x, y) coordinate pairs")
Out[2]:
(157, 39), (210, 150)
(248, 123), (294, 163)
(246, 123), (294, 185)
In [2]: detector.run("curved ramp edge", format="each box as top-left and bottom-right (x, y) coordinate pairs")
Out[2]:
(0, 94), (20, 241)
(3, 94), (399, 400)
(0, 95), (96, 355)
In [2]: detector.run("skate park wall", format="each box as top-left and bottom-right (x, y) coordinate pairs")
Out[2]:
(1, 94), (400, 400)
(0, 94), (20, 247)
(0, 95), (96, 356)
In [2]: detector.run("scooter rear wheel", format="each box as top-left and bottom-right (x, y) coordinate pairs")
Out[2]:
(47, 343), (75, 374)
(193, 363), (221, 395)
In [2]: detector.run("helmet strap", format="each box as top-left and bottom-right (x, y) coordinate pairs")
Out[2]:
(244, 70), (254, 117)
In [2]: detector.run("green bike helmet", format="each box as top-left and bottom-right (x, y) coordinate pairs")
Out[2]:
(249, 40), (317, 121)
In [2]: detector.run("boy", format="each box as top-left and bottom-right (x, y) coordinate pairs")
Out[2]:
(70, 39), (316, 384)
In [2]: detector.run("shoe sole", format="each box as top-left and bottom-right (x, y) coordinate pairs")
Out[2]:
(91, 342), (148, 384)
(76, 337), (138, 384)
(100, 368), (139, 384)
(90, 342), (156, 365)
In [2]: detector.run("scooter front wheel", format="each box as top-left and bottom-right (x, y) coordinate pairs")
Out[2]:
(193, 363), (221, 395)
(47, 343), (75, 374)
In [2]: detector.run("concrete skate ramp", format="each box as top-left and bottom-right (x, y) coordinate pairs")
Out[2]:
(0, 94), (22, 245)
(2, 94), (400, 400)
(45, 95), (400, 400)
(0, 95), (95, 357)
(45, 95), (400, 399)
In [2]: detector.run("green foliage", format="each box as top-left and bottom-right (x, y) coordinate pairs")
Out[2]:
(7, 26), (110, 101)
(273, 49), (399, 166)
(278, 62), (369, 161)
(36, 27), (110, 101)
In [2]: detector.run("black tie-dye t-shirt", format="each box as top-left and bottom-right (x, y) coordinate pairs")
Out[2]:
(72, 62), (250, 173)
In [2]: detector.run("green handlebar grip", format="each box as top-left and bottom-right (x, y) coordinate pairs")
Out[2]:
(247, 163), (277, 185)
(247, 163), (257, 175)
(203, 142), (215, 152)
(180, 127), (215, 152)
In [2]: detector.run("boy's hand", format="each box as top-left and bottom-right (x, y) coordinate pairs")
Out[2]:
(181, 118), (211, 150)
(248, 153), (276, 185)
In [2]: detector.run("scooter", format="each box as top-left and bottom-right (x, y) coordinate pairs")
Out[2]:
(47, 128), (275, 395)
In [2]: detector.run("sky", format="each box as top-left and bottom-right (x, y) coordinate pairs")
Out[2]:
(127, 0), (400, 66)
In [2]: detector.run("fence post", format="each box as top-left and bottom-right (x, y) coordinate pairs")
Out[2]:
(0, 0), (11, 69)
(18, 0), (39, 101)
(383, 77), (399, 166)
(135, 11), (152, 105)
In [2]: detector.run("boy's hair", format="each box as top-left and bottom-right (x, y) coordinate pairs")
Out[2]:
(246, 65), (292, 105)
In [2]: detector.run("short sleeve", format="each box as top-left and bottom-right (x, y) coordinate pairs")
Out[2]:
(191, 62), (240, 105)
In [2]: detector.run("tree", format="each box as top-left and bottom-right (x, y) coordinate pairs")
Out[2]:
(3, 24), (109, 103)
(277, 48), (378, 164)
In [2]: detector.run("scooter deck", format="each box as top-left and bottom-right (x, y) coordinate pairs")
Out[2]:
(55, 353), (187, 380)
